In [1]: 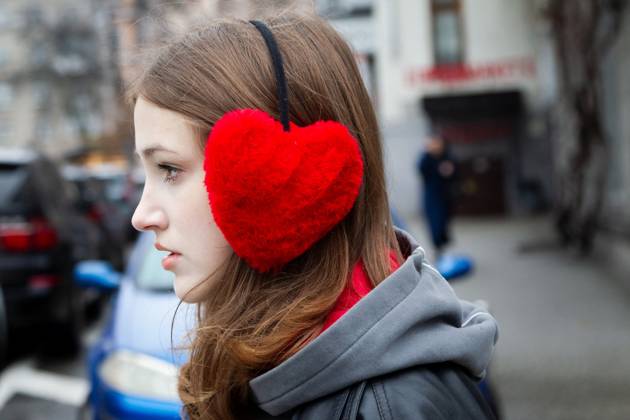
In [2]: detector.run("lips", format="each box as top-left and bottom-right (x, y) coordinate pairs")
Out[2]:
(161, 253), (181, 270)
(155, 242), (181, 270)
(155, 242), (179, 254)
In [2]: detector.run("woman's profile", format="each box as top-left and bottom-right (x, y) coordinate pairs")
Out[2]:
(130, 11), (498, 420)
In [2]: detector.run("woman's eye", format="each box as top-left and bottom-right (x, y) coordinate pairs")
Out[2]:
(157, 164), (180, 184)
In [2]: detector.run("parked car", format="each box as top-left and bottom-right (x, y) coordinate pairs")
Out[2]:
(76, 231), (190, 420)
(0, 148), (103, 356)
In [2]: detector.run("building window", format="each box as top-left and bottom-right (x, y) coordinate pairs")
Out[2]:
(317, 0), (372, 18)
(431, 0), (464, 65)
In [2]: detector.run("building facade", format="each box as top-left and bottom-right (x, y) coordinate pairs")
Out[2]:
(369, 0), (554, 216)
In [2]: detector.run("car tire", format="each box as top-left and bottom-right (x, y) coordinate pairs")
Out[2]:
(0, 287), (7, 366)
(43, 286), (84, 358)
(54, 314), (82, 358)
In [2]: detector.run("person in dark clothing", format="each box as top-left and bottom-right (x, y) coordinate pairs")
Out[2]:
(417, 135), (458, 259)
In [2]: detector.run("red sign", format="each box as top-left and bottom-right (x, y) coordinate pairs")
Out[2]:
(406, 57), (536, 86)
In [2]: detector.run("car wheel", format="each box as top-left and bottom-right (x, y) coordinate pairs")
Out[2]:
(0, 287), (7, 366)
(54, 314), (82, 358)
(43, 287), (84, 358)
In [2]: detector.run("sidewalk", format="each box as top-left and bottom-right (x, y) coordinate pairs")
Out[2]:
(403, 214), (630, 420)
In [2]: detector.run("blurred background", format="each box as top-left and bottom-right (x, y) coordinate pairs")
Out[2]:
(0, 0), (629, 419)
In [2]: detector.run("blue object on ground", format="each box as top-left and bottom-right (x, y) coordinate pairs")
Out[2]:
(437, 253), (474, 281)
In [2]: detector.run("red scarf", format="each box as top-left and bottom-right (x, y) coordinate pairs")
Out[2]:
(321, 252), (400, 332)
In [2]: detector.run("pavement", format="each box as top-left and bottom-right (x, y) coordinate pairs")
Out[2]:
(0, 301), (107, 420)
(404, 213), (630, 420)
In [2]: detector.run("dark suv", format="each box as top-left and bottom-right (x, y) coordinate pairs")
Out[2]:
(0, 149), (101, 356)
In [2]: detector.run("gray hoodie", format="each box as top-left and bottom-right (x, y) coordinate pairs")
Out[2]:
(249, 229), (499, 417)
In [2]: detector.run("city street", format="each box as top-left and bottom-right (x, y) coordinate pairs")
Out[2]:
(405, 214), (630, 420)
(1, 216), (629, 419)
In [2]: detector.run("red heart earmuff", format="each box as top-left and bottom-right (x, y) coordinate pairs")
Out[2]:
(202, 20), (364, 273)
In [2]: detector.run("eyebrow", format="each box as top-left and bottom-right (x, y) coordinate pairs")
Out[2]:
(134, 145), (179, 159)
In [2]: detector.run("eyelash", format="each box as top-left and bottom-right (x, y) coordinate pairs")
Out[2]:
(157, 164), (180, 184)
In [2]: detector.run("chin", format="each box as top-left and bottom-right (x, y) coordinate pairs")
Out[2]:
(173, 276), (210, 303)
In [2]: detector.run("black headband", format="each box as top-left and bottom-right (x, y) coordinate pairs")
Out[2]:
(249, 20), (290, 132)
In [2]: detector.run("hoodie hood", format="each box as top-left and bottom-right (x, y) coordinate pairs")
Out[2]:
(249, 228), (499, 416)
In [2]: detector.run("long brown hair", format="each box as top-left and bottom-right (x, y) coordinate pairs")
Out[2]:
(128, 11), (402, 420)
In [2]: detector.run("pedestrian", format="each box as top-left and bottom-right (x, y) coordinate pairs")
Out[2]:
(130, 12), (497, 420)
(417, 134), (458, 260)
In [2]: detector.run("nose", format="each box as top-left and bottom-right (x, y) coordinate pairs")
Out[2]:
(131, 188), (168, 233)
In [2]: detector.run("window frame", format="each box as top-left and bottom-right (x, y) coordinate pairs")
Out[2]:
(430, 0), (466, 66)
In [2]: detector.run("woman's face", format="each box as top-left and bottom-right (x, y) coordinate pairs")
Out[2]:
(132, 97), (232, 303)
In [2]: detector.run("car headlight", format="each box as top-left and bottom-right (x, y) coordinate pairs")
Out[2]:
(98, 349), (179, 402)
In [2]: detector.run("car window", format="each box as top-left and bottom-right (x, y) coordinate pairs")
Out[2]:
(0, 164), (29, 208)
(29, 159), (78, 234)
(136, 245), (176, 291)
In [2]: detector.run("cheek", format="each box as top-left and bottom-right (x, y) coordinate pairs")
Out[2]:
(190, 189), (226, 242)
(170, 177), (232, 302)
(184, 181), (231, 265)
(173, 201), (231, 303)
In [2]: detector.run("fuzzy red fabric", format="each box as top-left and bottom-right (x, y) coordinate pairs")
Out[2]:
(321, 251), (400, 332)
(203, 109), (364, 272)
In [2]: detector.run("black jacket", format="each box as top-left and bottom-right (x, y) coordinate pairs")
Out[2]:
(247, 363), (494, 419)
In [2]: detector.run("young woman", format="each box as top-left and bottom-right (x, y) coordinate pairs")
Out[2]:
(130, 12), (498, 420)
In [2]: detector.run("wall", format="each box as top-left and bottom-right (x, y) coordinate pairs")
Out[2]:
(376, 0), (541, 122)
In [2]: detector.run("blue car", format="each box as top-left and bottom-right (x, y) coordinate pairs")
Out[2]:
(75, 232), (192, 419)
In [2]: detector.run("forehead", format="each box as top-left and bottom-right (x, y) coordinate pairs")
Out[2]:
(134, 98), (199, 157)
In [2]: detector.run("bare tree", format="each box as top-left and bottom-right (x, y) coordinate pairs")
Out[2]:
(16, 3), (122, 154)
(546, 0), (627, 253)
